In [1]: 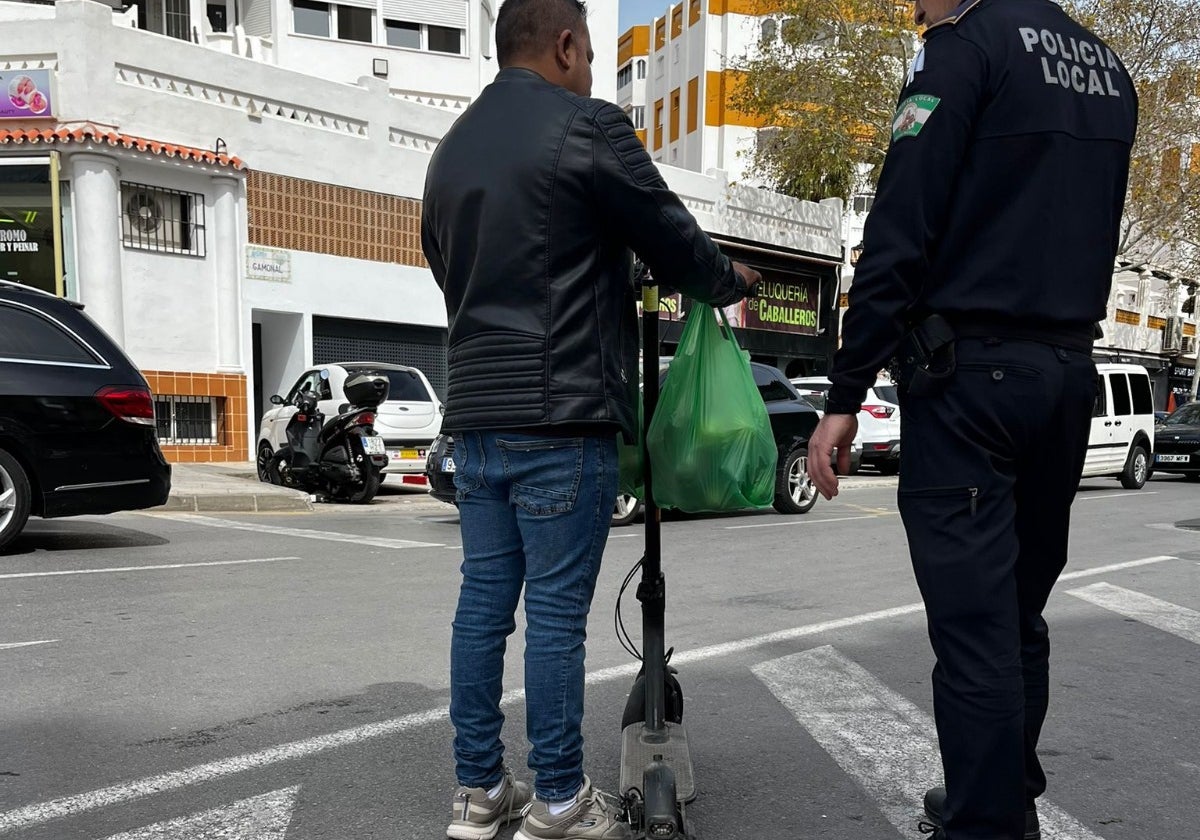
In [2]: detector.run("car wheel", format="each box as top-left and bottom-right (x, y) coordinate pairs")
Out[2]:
(257, 442), (281, 485)
(0, 448), (33, 554)
(1119, 444), (1149, 490)
(877, 461), (900, 476)
(774, 446), (818, 515)
(612, 493), (642, 527)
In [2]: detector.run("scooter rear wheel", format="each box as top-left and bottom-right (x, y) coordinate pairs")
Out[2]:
(341, 471), (382, 504)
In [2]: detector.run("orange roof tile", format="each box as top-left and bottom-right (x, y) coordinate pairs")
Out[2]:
(0, 123), (245, 169)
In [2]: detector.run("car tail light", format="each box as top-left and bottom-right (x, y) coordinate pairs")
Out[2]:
(863, 404), (895, 419)
(869, 443), (892, 451)
(96, 386), (156, 426)
(355, 412), (376, 426)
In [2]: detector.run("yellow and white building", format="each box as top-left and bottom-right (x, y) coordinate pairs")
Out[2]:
(618, 0), (782, 183)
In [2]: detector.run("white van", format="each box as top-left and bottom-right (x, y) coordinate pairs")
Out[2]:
(1084, 363), (1156, 489)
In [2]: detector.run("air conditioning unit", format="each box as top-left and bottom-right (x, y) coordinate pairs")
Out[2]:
(1182, 335), (1197, 356)
(123, 187), (188, 251)
(1163, 316), (1183, 354)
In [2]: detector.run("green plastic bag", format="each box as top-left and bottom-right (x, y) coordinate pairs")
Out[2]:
(617, 393), (645, 499)
(647, 305), (777, 512)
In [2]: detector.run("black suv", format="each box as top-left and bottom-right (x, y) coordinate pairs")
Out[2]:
(425, 362), (821, 522)
(0, 282), (171, 552)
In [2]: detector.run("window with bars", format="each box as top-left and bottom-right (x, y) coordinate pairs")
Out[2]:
(155, 396), (220, 445)
(120, 183), (207, 257)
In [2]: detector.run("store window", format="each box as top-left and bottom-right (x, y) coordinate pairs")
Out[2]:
(0, 161), (58, 296)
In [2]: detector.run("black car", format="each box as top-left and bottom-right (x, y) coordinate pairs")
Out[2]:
(0, 281), (171, 552)
(425, 362), (821, 523)
(1153, 401), (1200, 480)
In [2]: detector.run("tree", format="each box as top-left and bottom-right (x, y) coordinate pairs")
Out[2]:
(730, 0), (920, 203)
(737, 0), (1200, 278)
(1067, 0), (1200, 278)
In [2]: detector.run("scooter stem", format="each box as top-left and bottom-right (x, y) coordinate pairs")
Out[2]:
(640, 282), (668, 737)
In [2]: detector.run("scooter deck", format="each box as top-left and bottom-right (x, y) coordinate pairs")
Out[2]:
(619, 721), (695, 803)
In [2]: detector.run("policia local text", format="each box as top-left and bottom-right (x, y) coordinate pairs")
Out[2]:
(1019, 27), (1124, 97)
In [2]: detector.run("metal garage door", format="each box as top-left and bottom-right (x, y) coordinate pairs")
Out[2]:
(312, 316), (448, 398)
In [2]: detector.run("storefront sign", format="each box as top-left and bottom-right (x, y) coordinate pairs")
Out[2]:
(639, 273), (821, 337)
(0, 228), (39, 253)
(0, 70), (54, 120)
(742, 277), (820, 335)
(246, 246), (292, 282)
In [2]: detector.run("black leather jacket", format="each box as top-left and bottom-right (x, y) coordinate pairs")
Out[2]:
(422, 68), (746, 440)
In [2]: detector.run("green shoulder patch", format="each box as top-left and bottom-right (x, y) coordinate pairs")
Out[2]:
(892, 94), (941, 141)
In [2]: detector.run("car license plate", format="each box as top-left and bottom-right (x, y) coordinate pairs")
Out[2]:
(442, 457), (456, 472)
(1156, 453), (1190, 463)
(363, 436), (386, 455)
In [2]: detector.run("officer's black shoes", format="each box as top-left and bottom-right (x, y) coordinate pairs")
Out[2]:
(921, 787), (1042, 840)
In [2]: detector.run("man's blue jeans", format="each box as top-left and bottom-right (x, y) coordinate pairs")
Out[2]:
(450, 430), (618, 802)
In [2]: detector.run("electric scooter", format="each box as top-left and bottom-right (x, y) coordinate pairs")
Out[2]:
(619, 275), (693, 839)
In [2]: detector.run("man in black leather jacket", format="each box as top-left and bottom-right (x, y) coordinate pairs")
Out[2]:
(423, 2), (759, 838)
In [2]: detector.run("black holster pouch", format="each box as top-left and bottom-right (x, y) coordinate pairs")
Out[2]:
(891, 314), (957, 397)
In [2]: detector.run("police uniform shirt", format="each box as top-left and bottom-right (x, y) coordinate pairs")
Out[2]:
(826, 0), (1138, 414)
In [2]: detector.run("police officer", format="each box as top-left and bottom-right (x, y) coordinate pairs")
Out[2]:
(807, 0), (1138, 836)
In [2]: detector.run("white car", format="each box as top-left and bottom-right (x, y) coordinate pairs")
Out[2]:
(791, 376), (901, 475)
(1084, 363), (1155, 489)
(258, 362), (442, 479)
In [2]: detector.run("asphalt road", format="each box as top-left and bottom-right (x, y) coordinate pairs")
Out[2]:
(0, 474), (1197, 840)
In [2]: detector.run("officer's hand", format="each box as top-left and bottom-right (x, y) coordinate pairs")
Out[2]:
(732, 261), (761, 296)
(807, 413), (858, 500)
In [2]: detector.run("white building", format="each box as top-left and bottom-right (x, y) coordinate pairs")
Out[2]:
(0, 0), (841, 466)
(618, 0), (765, 181)
(1098, 265), (1199, 408)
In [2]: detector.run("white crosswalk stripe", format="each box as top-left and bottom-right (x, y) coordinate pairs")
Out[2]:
(753, 645), (1107, 840)
(1067, 582), (1200, 646)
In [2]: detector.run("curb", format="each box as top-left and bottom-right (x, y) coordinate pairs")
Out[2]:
(155, 491), (313, 513)
(839, 477), (899, 490)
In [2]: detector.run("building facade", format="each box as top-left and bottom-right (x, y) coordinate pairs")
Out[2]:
(617, 0), (770, 182)
(1, 0), (842, 466)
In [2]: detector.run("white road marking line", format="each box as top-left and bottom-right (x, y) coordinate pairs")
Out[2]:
(97, 786), (298, 840)
(0, 558), (301, 580)
(724, 514), (888, 530)
(753, 646), (1107, 840)
(1058, 555), (1179, 581)
(1078, 491), (1159, 501)
(0, 554), (1176, 833)
(0, 710), (446, 833)
(1067, 582), (1200, 645)
(160, 513), (444, 549)
(0, 639), (58, 651)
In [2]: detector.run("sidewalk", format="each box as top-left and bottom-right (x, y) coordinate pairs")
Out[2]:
(156, 462), (313, 513)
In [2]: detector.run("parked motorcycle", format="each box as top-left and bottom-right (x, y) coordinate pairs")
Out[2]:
(269, 370), (390, 503)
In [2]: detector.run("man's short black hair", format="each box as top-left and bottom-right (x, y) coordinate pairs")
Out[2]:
(496, 0), (588, 67)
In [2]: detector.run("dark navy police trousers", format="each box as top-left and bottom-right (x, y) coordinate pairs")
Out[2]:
(898, 338), (1098, 840)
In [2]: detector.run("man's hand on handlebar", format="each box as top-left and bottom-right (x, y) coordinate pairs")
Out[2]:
(733, 261), (762, 297)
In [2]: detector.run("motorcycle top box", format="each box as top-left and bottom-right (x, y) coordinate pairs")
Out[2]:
(343, 373), (390, 408)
